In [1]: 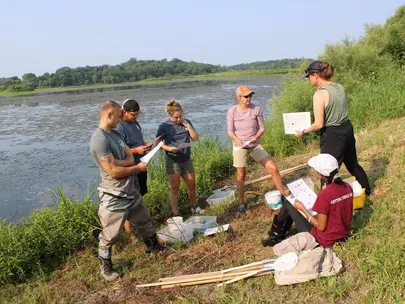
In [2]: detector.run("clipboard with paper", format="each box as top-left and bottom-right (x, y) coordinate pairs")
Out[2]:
(286, 178), (317, 216)
(282, 112), (311, 135)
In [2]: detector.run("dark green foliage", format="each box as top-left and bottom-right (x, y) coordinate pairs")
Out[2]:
(227, 58), (313, 71)
(0, 58), (305, 92)
(263, 6), (405, 156)
(0, 189), (99, 285)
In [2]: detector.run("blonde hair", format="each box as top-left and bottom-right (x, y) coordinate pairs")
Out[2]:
(166, 99), (183, 116)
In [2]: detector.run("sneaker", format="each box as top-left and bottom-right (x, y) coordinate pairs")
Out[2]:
(238, 204), (246, 214)
(191, 206), (205, 214)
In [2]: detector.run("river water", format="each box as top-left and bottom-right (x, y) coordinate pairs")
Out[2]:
(0, 76), (282, 221)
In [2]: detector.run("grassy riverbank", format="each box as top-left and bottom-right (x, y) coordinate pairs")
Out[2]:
(2, 5), (405, 303)
(1, 116), (404, 303)
(0, 69), (290, 98)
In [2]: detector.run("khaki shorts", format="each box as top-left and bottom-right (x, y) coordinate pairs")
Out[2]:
(165, 156), (195, 175)
(233, 144), (269, 168)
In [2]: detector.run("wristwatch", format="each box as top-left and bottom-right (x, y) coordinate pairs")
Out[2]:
(301, 129), (308, 136)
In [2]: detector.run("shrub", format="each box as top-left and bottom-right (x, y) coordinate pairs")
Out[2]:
(0, 189), (99, 285)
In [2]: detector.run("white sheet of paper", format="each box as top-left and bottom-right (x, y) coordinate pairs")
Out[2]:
(282, 112), (311, 135)
(203, 224), (230, 236)
(140, 141), (163, 163)
(285, 194), (317, 216)
(287, 178), (318, 215)
(233, 141), (252, 152)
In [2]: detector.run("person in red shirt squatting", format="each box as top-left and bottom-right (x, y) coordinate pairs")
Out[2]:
(262, 153), (353, 248)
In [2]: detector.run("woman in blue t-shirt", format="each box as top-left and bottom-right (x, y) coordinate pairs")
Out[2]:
(156, 100), (204, 216)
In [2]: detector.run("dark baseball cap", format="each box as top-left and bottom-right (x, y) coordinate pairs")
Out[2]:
(122, 99), (140, 112)
(303, 60), (323, 78)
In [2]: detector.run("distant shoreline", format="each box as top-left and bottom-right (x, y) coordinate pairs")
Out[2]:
(0, 69), (292, 98)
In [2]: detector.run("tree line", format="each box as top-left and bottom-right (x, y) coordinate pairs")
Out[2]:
(0, 58), (311, 92)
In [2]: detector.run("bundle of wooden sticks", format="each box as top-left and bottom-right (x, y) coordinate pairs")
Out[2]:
(136, 258), (276, 289)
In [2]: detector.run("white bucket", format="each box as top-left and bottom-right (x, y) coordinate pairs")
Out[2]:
(166, 216), (183, 232)
(265, 191), (282, 210)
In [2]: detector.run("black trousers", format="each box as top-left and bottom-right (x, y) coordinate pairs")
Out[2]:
(277, 201), (313, 233)
(135, 172), (148, 196)
(320, 120), (371, 195)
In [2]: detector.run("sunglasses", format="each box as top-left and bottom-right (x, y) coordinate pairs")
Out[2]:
(243, 94), (253, 98)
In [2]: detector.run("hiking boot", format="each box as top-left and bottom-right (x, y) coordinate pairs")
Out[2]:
(191, 206), (205, 214)
(262, 215), (293, 247)
(238, 204), (246, 214)
(99, 257), (120, 281)
(143, 234), (167, 254)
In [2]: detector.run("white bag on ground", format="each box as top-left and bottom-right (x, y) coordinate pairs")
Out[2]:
(272, 232), (343, 285)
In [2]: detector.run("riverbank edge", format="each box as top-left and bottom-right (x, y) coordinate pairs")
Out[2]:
(1, 116), (405, 303)
(0, 69), (293, 98)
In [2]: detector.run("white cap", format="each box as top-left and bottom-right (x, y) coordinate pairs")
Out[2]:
(308, 154), (339, 176)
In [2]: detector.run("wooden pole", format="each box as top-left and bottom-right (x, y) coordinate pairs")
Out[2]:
(136, 268), (269, 288)
(221, 259), (275, 274)
(159, 263), (266, 282)
(217, 268), (269, 287)
(161, 271), (273, 289)
(244, 164), (308, 186)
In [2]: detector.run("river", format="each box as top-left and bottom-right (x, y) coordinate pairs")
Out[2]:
(0, 76), (282, 221)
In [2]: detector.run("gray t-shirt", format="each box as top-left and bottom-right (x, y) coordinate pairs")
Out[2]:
(90, 127), (138, 198)
(115, 120), (145, 164)
(156, 118), (193, 163)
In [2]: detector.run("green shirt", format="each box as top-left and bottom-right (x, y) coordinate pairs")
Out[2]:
(320, 83), (349, 127)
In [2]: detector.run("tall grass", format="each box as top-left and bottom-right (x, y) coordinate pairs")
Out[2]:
(263, 6), (405, 156)
(0, 137), (233, 286)
(0, 189), (99, 285)
(144, 136), (233, 218)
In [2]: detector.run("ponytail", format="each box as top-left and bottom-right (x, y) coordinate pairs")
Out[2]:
(324, 169), (345, 186)
(318, 62), (334, 80)
(166, 99), (183, 115)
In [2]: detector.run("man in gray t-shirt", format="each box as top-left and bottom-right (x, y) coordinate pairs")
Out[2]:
(90, 101), (166, 282)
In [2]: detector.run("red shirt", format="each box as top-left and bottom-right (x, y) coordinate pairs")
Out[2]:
(311, 182), (353, 247)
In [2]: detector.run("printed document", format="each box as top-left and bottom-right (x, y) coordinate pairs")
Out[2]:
(283, 112), (311, 135)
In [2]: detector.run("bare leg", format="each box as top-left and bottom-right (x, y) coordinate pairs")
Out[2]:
(259, 156), (287, 196)
(168, 173), (181, 216)
(124, 220), (131, 233)
(182, 172), (197, 208)
(236, 167), (246, 205)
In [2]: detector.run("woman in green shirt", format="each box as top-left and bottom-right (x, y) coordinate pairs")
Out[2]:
(296, 61), (370, 195)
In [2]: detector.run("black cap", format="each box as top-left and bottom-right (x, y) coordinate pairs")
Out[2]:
(303, 60), (323, 78)
(122, 99), (140, 112)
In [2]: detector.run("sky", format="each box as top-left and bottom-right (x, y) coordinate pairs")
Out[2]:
(0, 0), (403, 78)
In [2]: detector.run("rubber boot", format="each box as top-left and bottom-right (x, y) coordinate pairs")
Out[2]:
(261, 215), (293, 247)
(99, 256), (120, 281)
(143, 234), (167, 254)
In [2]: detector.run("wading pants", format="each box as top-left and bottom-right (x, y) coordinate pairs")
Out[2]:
(98, 193), (155, 259)
(320, 120), (371, 195)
